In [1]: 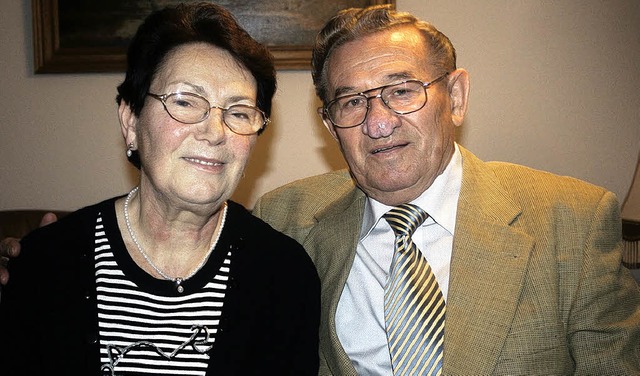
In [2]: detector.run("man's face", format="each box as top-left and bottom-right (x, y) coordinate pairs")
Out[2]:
(322, 26), (468, 206)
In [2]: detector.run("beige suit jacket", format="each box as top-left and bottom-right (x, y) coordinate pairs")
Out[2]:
(254, 147), (640, 375)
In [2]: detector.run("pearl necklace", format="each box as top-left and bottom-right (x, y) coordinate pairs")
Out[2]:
(123, 186), (227, 293)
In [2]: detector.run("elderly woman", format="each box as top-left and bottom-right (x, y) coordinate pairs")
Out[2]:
(0, 3), (319, 375)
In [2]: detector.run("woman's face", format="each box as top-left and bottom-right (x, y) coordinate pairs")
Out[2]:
(120, 42), (259, 212)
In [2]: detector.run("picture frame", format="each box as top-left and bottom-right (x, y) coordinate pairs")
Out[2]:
(32, 0), (395, 73)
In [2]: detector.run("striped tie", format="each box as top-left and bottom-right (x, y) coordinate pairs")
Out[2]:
(383, 204), (445, 376)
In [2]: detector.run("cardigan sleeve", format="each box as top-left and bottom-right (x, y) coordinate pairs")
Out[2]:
(0, 204), (102, 375)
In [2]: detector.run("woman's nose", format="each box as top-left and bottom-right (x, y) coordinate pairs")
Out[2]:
(195, 108), (226, 143)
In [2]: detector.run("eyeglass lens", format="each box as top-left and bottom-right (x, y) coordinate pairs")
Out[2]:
(160, 93), (265, 134)
(327, 80), (427, 128)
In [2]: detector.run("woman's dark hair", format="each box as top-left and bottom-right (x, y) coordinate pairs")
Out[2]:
(116, 2), (277, 168)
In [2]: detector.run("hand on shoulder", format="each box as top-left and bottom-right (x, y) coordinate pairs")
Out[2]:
(0, 213), (57, 285)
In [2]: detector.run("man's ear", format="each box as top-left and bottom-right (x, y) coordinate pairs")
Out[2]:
(118, 101), (138, 148)
(447, 68), (470, 127)
(318, 107), (339, 140)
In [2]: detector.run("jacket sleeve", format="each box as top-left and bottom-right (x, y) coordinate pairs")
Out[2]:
(568, 190), (640, 374)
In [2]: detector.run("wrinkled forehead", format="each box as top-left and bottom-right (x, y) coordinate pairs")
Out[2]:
(325, 27), (434, 98)
(152, 43), (256, 94)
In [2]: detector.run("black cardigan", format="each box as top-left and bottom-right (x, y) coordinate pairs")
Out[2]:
(0, 197), (320, 375)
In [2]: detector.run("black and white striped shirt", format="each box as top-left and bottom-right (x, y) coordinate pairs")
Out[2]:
(93, 213), (231, 375)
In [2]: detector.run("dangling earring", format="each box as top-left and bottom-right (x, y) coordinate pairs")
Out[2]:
(126, 142), (134, 158)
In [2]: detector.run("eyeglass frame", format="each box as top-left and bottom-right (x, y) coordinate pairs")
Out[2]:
(147, 92), (270, 135)
(320, 72), (450, 128)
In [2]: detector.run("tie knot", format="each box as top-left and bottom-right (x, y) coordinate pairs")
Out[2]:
(383, 203), (429, 237)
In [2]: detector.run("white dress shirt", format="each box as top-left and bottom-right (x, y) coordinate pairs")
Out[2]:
(335, 144), (463, 375)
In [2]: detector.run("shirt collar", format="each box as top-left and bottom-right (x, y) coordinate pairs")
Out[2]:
(360, 143), (463, 239)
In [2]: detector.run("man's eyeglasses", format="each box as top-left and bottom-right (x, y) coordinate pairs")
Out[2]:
(321, 73), (449, 128)
(147, 92), (269, 135)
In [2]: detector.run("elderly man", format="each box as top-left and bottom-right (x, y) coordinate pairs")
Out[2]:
(253, 5), (640, 376)
(2, 5), (639, 376)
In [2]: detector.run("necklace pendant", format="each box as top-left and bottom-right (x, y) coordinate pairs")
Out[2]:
(174, 278), (184, 293)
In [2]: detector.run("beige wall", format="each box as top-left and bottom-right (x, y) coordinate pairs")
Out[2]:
(1, 0), (639, 212)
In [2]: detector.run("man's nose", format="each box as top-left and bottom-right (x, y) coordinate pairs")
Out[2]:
(361, 96), (400, 138)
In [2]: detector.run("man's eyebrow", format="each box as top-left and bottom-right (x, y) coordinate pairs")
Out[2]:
(333, 85), (357, 98)
(331, 72), (414, 98)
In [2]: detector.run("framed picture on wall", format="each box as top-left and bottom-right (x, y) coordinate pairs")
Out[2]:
(32, 0), (395, 73)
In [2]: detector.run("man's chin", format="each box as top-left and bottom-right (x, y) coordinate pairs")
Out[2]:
(358, 179), (425, 206)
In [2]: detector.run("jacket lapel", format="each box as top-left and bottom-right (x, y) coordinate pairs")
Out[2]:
(304, 187), (366, 375)
(442, 148), (534, 374)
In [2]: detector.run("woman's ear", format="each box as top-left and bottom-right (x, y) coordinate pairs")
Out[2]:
(447, 68), (470, 127)
(118, 101), (138, 148)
